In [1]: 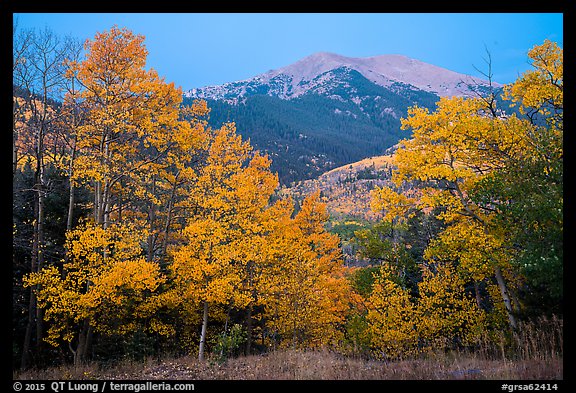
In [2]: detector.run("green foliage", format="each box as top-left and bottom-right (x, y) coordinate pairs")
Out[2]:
(349, 266), (380, 297)
(342, 313), (372, 356)
(211, 324), (248, 363)
(472, 165), (563, 315)
(329, 219), (369, 242)
(354, 221), (421, 292)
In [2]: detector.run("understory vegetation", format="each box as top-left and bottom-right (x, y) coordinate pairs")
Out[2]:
(14, 315), (563, 380)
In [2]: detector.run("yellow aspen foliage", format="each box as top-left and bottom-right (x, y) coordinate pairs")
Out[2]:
(142, 100), (211, 262)
(369, 42), (563, 333)
(424, 219), (510, 281)
(370, 186), (417, 223)
(260, 192), (351, 349)
(366, 264), (418, 359)
(503, 40), (563, 182)
(416, 262), (486, 351)
(375, 95), (523, 329)
(171, 216), (249, 307)
(395, 96), (527, 224)
(396, 101), (530, 327)
(168, 122), (279, 357)
(23, 220), (168, 347)
(66, 26), (190, 228)
(504, 39), (562, 123)
(23, 265), (78, 346)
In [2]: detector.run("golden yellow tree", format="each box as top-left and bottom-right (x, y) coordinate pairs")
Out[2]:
(371, 95), (522, 330)
(371, 40), (563, 334)
(23, 26), (205, 365)
(169, 123), (279, 360)
(137, 99), (211, 265)
(24, 221), (168, 365)
(365, 264), (417, 359)
(66, 26), (186, 229)
(260, 192), (351, 349)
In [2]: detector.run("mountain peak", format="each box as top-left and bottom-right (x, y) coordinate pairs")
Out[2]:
(304, 51), (344, 60)
(265, 52), (355, 83)
(186, 52), (499, 101)
(183, 52), (503, 185)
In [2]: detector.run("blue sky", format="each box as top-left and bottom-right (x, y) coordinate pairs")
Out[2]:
(13, 13), (563, 89)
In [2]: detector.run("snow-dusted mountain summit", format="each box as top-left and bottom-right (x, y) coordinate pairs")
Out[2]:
(185, 52), (499, 102)
(182, 52), (502, 184)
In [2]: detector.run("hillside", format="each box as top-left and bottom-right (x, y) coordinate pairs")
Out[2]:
(279, 153), (396, 222)
(185, 52), (501, 184)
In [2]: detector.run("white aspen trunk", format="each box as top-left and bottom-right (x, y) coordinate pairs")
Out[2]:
(66, 154), (75, 232)
(198, 301), (209, 361)
(494, 265), (518, 331)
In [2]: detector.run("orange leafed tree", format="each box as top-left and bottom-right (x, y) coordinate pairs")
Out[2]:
(66, 26), (188, 229)
(260, 191), (351, 350)
(169, 123), (279, 360)
(24, 26), (206, 365)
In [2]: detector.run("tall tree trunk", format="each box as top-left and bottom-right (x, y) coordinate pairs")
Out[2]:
(21, 145), (46, 368)
(35, 184), (45, 351)
(494, 265), (518, 331)
(147, 176), (157, 262)
(94, 181), (101, 224)
(66, 134), (78, 232)
(245, 304), (253, 356)
(74, 319), (92, 366)
(474, 281), (483, 309)
(67, 182), (75, 231)
(20, 289), (36, 369)
(147, 208), (156, 262)
(102, 179), (110, 229)
(198, 301), (209, 361)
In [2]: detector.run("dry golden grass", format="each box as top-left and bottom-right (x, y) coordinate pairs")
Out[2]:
(14, 316), (562, 381)
(323, 154), (395, 177)
(13, 349), (562, 380)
